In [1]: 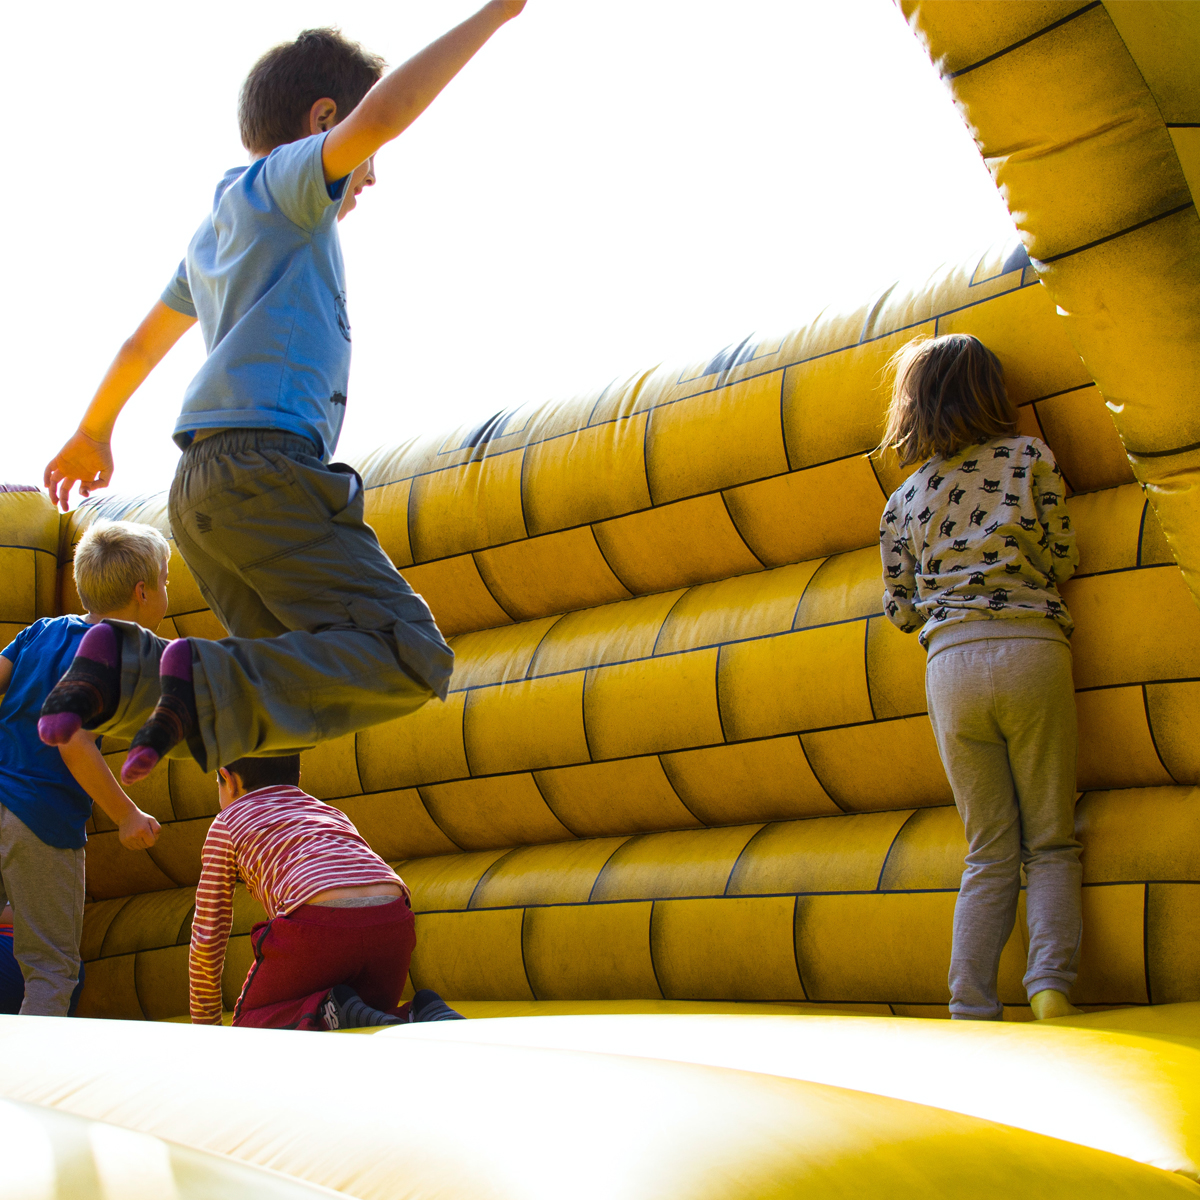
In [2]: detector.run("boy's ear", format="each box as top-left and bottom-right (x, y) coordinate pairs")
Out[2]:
(308, 98), (338, 136)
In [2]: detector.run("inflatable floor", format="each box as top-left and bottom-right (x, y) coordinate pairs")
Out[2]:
(1, 2), (1198, 1196)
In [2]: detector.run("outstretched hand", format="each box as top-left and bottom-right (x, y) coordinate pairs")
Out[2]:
(45, 431), (114, 513)
(492, 0), (527, 15)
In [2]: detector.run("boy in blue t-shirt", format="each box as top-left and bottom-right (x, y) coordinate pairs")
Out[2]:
(0, 521), (166, 1015)
(39, 3), (526, 781)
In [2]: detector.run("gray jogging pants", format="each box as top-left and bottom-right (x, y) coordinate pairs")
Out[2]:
(926, 634), (1082, 1020)
(0, 804), (85, 1016)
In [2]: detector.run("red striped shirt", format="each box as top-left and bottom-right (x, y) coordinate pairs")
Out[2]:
(189, 784), (404, 1025)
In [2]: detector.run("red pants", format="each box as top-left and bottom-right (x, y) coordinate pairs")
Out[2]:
(232, 898), (416, 1030)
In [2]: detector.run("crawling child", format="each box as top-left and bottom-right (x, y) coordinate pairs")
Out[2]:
(0, 520), (165, 1014)
(191, 753), (460, 1029)
(878, 333), (1081, 1021)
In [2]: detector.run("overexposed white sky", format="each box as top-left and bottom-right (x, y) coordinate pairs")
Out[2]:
(2, 0), (1016, 497)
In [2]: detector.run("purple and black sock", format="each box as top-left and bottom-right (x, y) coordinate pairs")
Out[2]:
(122, 639), (198, 784)
(39, 622), (122, 746)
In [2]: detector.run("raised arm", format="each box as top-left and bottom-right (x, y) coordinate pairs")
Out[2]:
(321, 0), (526, 183)
(58, 729), (161, 850)
(44, 300), (197, 512)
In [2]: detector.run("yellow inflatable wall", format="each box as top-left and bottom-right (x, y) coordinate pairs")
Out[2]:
(1, 2), (1199, 1196)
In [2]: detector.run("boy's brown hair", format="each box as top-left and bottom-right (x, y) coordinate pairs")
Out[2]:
(879, 334), (1017, 467)
(239, 28), (386, 155)
(73, 521), (171, 615)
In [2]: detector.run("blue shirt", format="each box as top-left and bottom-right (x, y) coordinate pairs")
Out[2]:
(162, 133), (351, 461)
(0, 617), (95, 849)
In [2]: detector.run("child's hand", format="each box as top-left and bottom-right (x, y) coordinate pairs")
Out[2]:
(44, 431), (114, 513)
(118, 809), (161, 851)
(490, 1), (526, 18)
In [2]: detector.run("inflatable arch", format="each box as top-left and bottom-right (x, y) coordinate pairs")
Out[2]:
(2, 3), (1199, 1196)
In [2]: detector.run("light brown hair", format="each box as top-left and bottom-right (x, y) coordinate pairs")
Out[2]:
(73, 521), (170, 615)
(239, 28), (386, 155)
(879, 334), (1017, 467)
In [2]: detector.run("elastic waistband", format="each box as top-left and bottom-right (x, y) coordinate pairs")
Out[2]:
(926, 616), (1070, 662)
(312, 894), (398, 908)
(283, 897), (411, 927)
(180, 428), (318, 467)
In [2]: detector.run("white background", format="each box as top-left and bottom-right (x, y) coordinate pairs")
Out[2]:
(1, 0), (1016, 498)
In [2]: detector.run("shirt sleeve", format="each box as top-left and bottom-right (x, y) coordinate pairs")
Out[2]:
(161, 259), (196, 318)
(1032, 446), (1078, 585)
(261, 132), (348, 232)
(0, 624), (27, 663)
(189, 821), (237, 1025)
(880, 500), (924, 634)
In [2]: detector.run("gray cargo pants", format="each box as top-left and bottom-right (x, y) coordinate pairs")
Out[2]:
(0, 804), (85, 1016)
(926, 632), (1082, 1020)
(93, 430), (453, 771)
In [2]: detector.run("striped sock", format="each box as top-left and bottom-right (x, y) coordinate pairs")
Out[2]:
(39, 622), (121, 745)
(411, 989), (465, 1022)
(122, 639), (197, 784)
(321, 985), (404, 1030)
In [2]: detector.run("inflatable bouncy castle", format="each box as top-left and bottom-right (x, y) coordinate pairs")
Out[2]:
(2, 3), (1199, 1196)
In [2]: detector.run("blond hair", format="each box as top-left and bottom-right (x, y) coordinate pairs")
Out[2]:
(73, 521), (171, 615)
(879, 334), (1017, 467)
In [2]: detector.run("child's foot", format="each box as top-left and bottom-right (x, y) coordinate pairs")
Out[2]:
(39, 621), (122, 745)
(320, 984), (404, 1030)
(122, 639), (197, 784)
(1030, 988), (1081, 1020)
(411, 988), (465, 1022)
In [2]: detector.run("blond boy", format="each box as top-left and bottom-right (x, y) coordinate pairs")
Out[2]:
(0, 521), (165, 1014)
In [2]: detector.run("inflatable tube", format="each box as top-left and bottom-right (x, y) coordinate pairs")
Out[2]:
(1, 1015), (1198, 1200)
(0, 1095), (343, 1199)
(379, 1005), (1200, 1181)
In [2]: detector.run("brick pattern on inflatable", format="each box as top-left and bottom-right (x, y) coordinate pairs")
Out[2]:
(0, 4), (1196, 1025)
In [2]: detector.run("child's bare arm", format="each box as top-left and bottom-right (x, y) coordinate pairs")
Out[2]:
(58, 729), (161, 851)
(0, 658), (11, 696)
(44, 301), (197, 512)
(322, 0), (526, 183)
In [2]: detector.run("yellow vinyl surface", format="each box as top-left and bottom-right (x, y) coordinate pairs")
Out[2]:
(0, 1095), (344, 1200)
(1, 2), (1198, 1195)
(1, 1015), (1198, 1200)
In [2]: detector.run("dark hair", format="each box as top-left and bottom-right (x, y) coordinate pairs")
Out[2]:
(223, 754), (302, 793)
(879, 334), (1017, 467)
(239, 28), (386, 154)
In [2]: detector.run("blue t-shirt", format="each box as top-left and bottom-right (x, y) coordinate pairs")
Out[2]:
(162, 133), (351, 461)
(0, 617), (95, 849)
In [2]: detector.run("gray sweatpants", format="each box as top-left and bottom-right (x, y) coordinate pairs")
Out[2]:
(925, 631), (1082, 1020)
(0, 804), (85, 1016)
(92, 430), (454, 771)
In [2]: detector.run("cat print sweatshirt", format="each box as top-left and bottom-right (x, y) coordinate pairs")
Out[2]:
(880, 435), (1078, 650)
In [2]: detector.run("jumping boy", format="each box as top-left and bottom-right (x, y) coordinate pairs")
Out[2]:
(0, 520), (166, 1014)
(191, 753), (460, 1028)
(39, 2), (527, 778)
